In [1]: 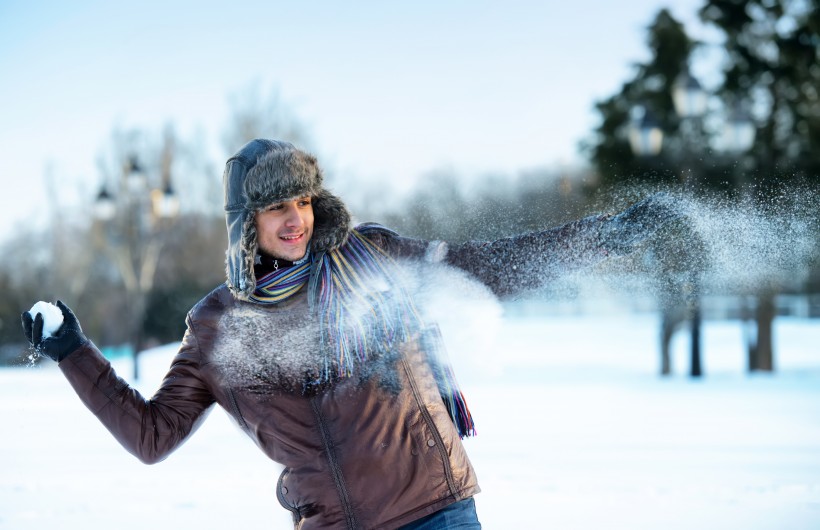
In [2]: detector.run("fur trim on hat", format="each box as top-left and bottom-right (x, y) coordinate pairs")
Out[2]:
(245, 149), (324, 209)
(310, 189), (351, 253)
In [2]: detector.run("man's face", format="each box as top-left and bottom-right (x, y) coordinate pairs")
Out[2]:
(255, 196), (314, 261)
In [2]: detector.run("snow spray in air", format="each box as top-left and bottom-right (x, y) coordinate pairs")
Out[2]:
(547, 187), (819, 311)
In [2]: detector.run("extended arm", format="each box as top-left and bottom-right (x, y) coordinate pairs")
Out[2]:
(23, 303), (216, 464)
(444, 213), (612, 298)
(372, 193), (684, 299)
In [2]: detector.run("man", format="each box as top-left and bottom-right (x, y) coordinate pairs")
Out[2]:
(22, 139), (681, 529)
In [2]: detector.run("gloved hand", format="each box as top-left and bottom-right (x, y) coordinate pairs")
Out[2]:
(21, 300), (88, 362)
(598, 192), (687, 255)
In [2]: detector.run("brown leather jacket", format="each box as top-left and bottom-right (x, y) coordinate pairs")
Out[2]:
(60, 284), (479, 529)
(57, 220), (615, 529)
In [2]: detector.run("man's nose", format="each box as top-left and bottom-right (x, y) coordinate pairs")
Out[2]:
(283, 205), (305, 227)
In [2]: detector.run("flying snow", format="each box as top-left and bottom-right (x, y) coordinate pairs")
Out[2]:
(542, 188), (819, 309)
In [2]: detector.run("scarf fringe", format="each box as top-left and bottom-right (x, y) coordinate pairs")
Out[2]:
(442, 370), (476, 438)
(422, 325), (476, 439)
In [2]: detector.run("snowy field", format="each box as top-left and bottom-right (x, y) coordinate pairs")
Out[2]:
(2, 312), (819, 529)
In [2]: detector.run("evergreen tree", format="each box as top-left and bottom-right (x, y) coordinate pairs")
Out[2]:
(585, 9), (698, 189)
(699, 0), (820, 193)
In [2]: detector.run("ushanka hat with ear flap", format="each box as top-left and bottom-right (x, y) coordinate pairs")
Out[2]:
(223, 139), (351, 300)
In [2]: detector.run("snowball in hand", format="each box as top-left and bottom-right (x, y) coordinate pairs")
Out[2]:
(28, 301), (64, 338)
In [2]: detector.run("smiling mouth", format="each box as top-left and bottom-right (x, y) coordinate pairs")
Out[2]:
(280, 234), (304, 242)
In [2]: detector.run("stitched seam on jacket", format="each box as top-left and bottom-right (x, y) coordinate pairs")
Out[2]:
(310, 397), (359, 529)
(226, 388), (250, 432)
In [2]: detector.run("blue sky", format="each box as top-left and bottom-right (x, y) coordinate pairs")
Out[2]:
(0, 0), (708, 238)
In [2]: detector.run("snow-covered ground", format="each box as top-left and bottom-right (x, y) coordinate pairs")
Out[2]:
(2, 313), (819, 529)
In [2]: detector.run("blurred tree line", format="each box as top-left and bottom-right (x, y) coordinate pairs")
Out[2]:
(1, 1), (818, 373)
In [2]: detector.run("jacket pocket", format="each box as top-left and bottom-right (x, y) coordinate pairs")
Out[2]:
(277, 468), (304, 527)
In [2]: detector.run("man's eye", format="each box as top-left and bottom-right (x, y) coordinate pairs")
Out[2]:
(299, 199), (311, 207)
(267, 204), (283, 211)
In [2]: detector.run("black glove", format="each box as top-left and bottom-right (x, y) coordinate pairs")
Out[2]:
(21, 300), (88, 362)
(598, 192), (687, 255)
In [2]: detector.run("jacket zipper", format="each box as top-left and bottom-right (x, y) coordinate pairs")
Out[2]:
(310, 397), (360, 529)
(400, 358), (459, 497)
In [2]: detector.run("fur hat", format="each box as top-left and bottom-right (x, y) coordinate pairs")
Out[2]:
(223, 139), (351, 300)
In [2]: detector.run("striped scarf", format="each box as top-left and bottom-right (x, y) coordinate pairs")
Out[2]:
(250, 259), (312, 303)
(252, 229), (476, 438)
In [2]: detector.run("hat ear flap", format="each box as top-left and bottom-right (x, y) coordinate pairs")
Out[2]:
(311, 190), (351, 252)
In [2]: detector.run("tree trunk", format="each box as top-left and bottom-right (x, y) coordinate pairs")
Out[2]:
(660, 308), (677, 376)
(126, 290), (147, 381)
(689, 299), (703, 378)
(743, 296), (757, 371)
(750, 293), (776, 372)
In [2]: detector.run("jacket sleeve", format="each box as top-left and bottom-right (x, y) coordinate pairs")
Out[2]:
(57, 314), (216, 464)
(368, 215), (615, 299)
(443, 214), (614, 298)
